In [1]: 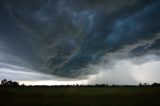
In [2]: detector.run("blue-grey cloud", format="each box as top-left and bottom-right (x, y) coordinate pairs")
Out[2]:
(0, 0), (160, 80)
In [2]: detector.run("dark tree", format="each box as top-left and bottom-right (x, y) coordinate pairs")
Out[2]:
(151, 83), (160, 87)
(1, 79), (19, 87)
(1, 79), (7, 86)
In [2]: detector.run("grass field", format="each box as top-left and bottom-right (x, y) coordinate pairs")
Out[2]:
(0, 87), (160, 106)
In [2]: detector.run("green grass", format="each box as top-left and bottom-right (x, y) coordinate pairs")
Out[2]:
(0, 87), (160, 106)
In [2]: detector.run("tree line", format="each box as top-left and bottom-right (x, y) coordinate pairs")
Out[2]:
(0, 79), (25, 87)
(0, 79), (160, 87)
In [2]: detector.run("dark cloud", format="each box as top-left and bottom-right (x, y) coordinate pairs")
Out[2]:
(0, 0), (160, 78)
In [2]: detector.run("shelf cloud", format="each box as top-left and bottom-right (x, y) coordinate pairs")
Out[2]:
(0, 0), (160, 84)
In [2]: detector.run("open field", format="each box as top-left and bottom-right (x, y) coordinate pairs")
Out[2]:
(0, 87), (160, 106)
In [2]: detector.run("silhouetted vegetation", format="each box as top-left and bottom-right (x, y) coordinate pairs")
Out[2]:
(0, 79), (19, 87)
(151, 82), (160, 87)
(1, 79), (160, 87)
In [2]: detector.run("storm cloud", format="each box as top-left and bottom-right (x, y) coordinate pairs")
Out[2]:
(0, 0), (160, 84)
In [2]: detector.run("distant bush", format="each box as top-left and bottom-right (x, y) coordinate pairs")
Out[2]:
(0, 79), (19, 87)
(151, 83), (160, 87)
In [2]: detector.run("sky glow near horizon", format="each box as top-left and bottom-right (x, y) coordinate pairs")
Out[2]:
(0, 0), (160, 85)
(2, 55), (160, 85)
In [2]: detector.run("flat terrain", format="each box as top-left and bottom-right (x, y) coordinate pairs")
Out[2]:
(0, 87), (160, 106)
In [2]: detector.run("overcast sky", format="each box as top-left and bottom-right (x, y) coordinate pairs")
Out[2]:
(0, 0), (160, 85)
